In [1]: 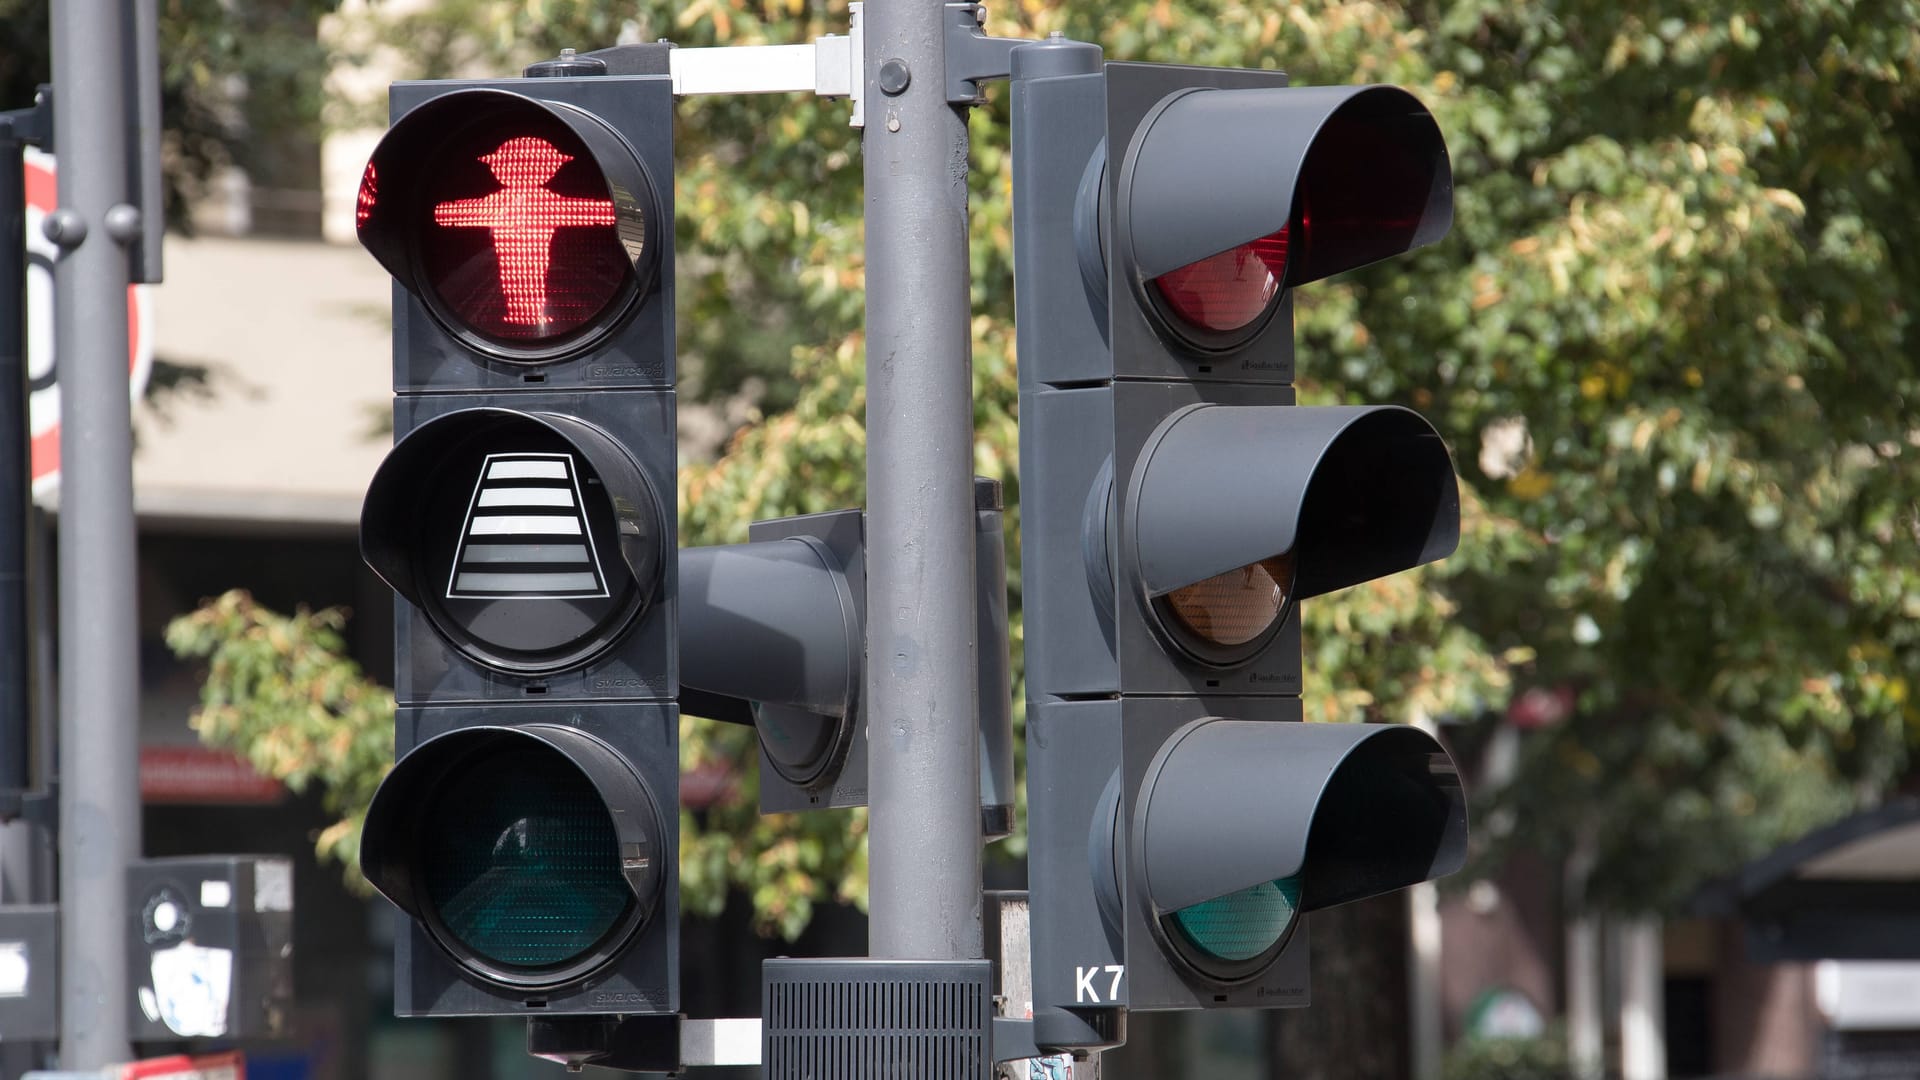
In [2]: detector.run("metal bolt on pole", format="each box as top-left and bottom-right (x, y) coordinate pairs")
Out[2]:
(50, 0), (145, 1066)
(860, 0), (984, 961)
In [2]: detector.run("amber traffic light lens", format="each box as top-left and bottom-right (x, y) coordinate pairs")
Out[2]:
(1163, 553), (1297, 648)
(1150, 227), (1290, 335)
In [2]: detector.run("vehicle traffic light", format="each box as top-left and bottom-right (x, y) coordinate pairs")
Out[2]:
(352, 62), (679, 1019)
(1010, 52), (1468, 1049)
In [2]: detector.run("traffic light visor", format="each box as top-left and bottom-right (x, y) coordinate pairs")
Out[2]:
(1125, 404), (1459, 664)
(357, 89), (659, 361)
(1119, 83), (1451, 344)
(1136, 719), (1466, 921)
(361, 408), (665, 674)
(361, 724), (665, 989)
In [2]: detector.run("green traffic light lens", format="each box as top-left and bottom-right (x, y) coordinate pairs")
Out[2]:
(420, 742), (634, 972)
(1169, 876), (1302, 969)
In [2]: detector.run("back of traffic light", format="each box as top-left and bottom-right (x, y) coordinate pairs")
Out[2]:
(352, 59), (681, 1020)
(678, 476), (1018, 837)
(679, 509), (870, 811)
(1011, 51), (1467, 1049)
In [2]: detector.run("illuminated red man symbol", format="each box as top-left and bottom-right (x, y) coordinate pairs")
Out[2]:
(433, 136), (616, 326)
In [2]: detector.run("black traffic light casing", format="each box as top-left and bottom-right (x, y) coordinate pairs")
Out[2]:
(354, 70), (679, 1018)
(1011, 51), (1466, 1047)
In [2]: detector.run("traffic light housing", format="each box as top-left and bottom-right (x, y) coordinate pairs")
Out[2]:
(678, 479), (1018, 837)
(679, 509), (870, 812)
(1011, 54), (1467, 1047)
(353, 69), (679, 1018)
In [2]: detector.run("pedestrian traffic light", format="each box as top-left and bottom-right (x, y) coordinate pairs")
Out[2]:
(352, 62), (679, 1019)
(1009, 51), (1467, 1049)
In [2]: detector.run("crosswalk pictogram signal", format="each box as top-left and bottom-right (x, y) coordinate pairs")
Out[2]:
(447, 453), (610, 601)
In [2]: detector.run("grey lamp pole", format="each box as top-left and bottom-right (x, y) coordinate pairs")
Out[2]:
(50, 0), (144, 1065)
(859, 0), (985, 961)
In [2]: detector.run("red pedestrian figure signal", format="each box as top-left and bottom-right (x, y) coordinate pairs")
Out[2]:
(354, 86), (663, 359)
(433, 136), (617, 327)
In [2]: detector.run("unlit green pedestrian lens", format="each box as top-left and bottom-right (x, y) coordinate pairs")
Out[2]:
(421, 743), (632, 971)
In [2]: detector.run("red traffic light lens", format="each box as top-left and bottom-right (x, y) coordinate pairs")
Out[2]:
(406, 118), (637, 351)
(1149, 226), (1289, 335)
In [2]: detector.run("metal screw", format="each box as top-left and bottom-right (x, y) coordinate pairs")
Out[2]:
(879, 58), (911, 95)
(104, 204), (143, 244)
(42, 208), (86, 248)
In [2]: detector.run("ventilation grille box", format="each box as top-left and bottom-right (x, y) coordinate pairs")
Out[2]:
(764, 958), (993, 1080)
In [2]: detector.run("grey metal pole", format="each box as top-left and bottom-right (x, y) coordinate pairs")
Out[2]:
(861, 0), (984, 959)
(50, 0), (143, 1066)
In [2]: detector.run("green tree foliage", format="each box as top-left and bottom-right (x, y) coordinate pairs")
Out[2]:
(1441, 1029), (1569, 1080)
(165, 591), (393, 889)
(0, 0), (343, 227)
(171, 0), (1919, 932)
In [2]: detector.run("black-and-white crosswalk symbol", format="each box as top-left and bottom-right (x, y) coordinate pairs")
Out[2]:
(446, 452), (610, 600)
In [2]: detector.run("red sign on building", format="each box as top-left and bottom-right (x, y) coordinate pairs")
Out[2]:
(140, 746), (283, 805)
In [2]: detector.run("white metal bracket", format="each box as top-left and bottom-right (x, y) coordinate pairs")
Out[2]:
(681, 1017), (763, 1067)
(647, 3), (1032, 126)
(665, 3), (868, 127)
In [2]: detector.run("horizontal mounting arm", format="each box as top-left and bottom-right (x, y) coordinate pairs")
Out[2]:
(662, 4), (867, 125)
